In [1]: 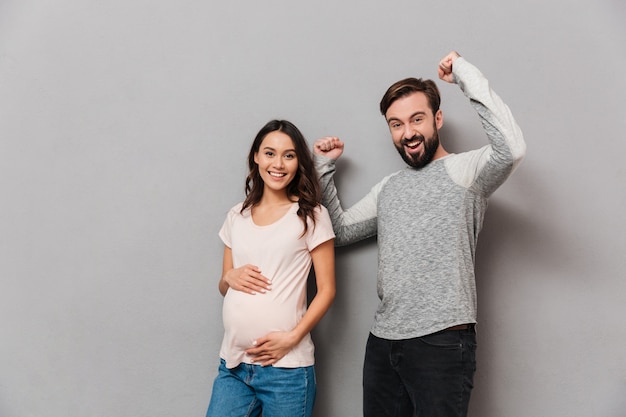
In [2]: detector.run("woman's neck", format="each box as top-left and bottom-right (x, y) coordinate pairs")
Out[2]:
(258, 189), (294, 207)
(251, 190), (296, 226)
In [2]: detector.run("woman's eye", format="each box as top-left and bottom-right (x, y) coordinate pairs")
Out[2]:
(265, 151), (274, 157)
(285, 154), (296, 159)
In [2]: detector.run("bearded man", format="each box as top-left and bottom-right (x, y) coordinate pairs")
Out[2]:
(313, 51), (526, 417)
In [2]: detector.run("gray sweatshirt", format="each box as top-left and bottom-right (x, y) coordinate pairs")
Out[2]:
(315, 57), (526, 339)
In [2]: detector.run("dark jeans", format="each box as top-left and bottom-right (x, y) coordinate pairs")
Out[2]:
(363, 326), (477, 417)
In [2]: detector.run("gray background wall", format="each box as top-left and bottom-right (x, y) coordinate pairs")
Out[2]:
(1, 0), (625, 416)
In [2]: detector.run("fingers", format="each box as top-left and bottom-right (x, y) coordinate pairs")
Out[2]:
(438, 51), (461, 83)
(314, 136), (342, 151)
(313, 136), (344, 159)
(246, 341), (275, 366)
(438, 51), (461, 70)
(246, 336), (287, 366)
(248, 352), (276, 367)
(244, 270), (271, 294)
(226, 265), (271, 295)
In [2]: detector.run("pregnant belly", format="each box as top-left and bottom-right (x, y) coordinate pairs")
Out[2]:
(222, 290), (298, 350)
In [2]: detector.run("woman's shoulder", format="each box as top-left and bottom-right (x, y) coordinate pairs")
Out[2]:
(225, 202), (249, 219)
(308, 203), (331, 223)
(298, 202), (327, 215)
(314, 203), (328, 215)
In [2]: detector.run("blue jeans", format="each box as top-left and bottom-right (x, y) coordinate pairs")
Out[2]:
(363, 327), (477, 417)
(206, 359), (316, 417)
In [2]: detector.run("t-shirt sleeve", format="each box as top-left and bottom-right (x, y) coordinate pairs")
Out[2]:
(218, 203), (242, 248)
(305, 205), (336, 251)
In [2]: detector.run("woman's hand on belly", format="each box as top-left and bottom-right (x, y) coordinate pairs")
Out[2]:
(223, 264), (272, 295)
(245, 330), (298, 367)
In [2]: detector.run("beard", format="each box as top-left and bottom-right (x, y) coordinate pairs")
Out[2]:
(395, 129), (440, 169)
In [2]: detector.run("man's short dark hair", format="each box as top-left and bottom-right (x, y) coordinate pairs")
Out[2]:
(379, 78), (441, 117)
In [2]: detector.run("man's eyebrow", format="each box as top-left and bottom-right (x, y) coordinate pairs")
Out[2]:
(386, 111), (427, 123)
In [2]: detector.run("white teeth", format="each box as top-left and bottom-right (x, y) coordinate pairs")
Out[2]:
(269, 172), (286, 177)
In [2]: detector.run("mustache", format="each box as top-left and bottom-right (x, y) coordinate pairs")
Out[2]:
(401, 135), (425, 146)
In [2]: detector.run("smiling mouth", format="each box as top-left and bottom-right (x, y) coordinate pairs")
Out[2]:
(269, 171), (286, 178)
(402, 137), (424, 150)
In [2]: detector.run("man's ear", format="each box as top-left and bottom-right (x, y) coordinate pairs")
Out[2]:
(435, 109), (444, 130)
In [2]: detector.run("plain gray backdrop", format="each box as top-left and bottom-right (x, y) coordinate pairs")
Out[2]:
(1, 0), (625, 416)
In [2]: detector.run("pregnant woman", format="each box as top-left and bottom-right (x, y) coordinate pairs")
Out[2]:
(206, 119), (336, 417)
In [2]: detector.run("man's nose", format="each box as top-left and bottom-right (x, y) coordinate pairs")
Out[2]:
(403, 125), (415, 140)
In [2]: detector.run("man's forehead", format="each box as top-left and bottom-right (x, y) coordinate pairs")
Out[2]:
(386, 92), (432, 118)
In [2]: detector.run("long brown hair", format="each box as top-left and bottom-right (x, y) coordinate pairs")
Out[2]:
(241, 120), (321, 235)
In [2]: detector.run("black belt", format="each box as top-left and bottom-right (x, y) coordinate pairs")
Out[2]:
(445, 323), (475, 331)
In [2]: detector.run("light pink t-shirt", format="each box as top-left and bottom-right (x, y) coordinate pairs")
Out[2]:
(218, 202), (335, 369)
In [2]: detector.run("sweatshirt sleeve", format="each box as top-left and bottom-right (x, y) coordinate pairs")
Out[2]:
(315, 154), (385, 246)
(447, 57), (526, 196)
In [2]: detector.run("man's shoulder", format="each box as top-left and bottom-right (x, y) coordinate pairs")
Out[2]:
(446, 147), (492, 164)
(378, 169), (405, 188)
